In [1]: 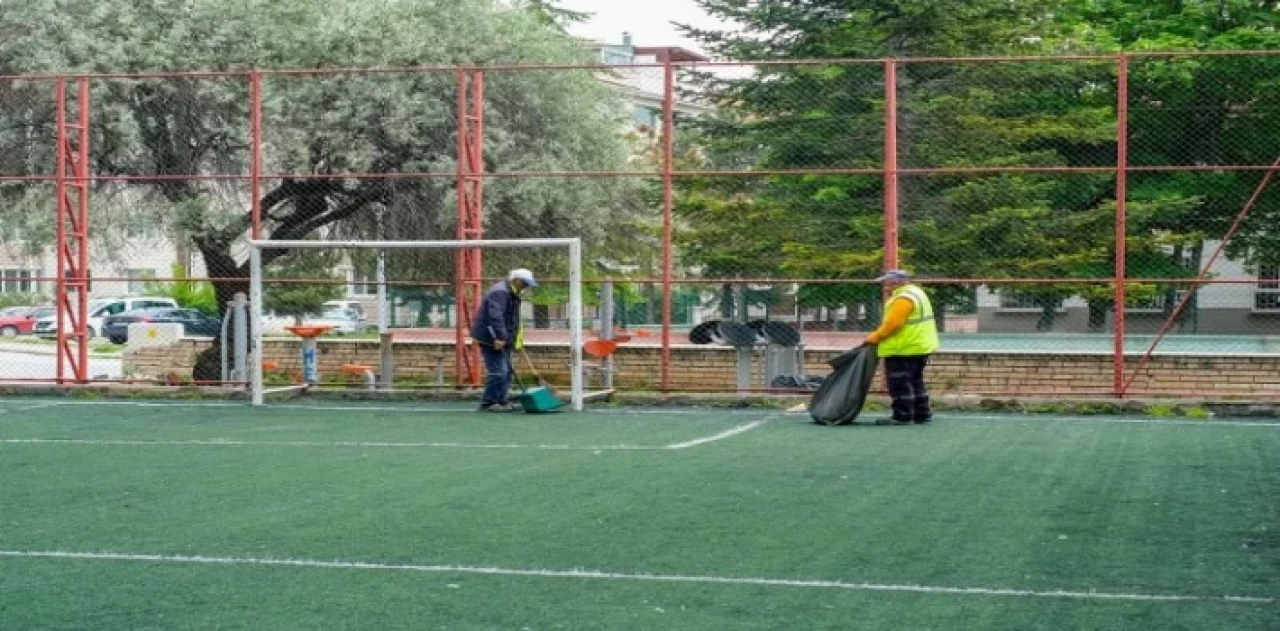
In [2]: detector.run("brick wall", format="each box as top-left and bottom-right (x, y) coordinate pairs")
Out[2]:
(123, 338), (1280, 399)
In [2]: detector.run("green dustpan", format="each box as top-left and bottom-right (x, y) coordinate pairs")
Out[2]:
(517, 385), (563, 413)
(512, 370), (564, 413)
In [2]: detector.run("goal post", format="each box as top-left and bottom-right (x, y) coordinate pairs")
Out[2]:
(247, 238), (584, 411)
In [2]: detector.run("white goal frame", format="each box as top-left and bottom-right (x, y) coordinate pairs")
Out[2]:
(248, 238), (584, 411)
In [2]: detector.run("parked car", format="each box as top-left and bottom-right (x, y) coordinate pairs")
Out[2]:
(0, 306), (54, 337)
(34, 296), (180, 339)
(260, 307), (368, 336)
(102, 307), (222, 344)
(305, 307), (367, 334)
(323, 300), (366, 321)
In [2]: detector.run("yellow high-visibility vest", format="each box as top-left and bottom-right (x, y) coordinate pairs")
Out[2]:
(877, 284), (940, 357)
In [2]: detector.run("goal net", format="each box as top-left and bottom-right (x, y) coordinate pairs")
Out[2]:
(247, 238), (584, 411)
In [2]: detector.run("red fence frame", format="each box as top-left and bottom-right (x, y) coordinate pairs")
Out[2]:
(3, 51), (1275, 395)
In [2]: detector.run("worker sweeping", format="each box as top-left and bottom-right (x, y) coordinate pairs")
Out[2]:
(864, 269), (939, 425)
(471, 268), (537, 412)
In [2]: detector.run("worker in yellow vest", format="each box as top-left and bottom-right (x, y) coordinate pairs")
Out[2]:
(863, 269), (940, 425)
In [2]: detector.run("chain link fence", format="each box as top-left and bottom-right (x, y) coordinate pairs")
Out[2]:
(1, 53), (1278, 396)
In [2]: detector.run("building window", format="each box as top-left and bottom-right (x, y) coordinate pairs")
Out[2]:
(998, 291), (1064, 312)
(349, 268), (377, 297)
(124, 269), (156, 294)
(1126, 290), (1186, 313)
(0, 269), (37, 294)
(1257, 265), (1280, 312)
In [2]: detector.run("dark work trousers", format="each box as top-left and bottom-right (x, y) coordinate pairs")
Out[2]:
(884, 355), (932, 422)
(480, 345), (513, 406)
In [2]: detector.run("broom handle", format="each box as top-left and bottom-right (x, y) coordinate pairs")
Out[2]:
(520, 348), (545, 386)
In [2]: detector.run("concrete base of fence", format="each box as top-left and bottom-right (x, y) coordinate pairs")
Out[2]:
(121, 336), (1280, 401)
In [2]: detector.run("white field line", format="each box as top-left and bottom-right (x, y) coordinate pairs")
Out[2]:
(664, 420), (768, 450)
(942, 414), (1280, 428)
(3, 400), (775, 417)
(0, 402), (62, 417)
(779, 411), (1280, 428)
(0, 550), (1271, 605)
(0, 438), (660, 451)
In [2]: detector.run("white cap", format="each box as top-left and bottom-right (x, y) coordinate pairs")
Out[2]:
(508, 268), (537, 288)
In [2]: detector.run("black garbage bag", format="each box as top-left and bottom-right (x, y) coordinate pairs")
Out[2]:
(809, 344), (879, 425)
(770, 374), (827, 390)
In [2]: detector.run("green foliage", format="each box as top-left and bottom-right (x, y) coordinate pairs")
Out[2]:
(0, 293), (47, 309)
(680, 0), (1280, 329)
(263, 249), (346, 323)
(0, 0), (634, 313)
(143, 265), (218, 315)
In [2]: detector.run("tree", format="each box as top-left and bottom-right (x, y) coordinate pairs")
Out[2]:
(681, 0), (1280, 332)
(262, 249), (346, 324)
(679, 1), (1097, 328)
(1052, 0), (1280, 272)
(0, 0), (632, 316)
(517, 0), (590, 32)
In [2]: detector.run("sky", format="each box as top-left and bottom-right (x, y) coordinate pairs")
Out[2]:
(558, 0), (727, 54)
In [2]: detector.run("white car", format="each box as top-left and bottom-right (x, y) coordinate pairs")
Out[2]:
(260, 308), (367, 336)
(303, 308), (367, 334)
(34, 296), (180, 339)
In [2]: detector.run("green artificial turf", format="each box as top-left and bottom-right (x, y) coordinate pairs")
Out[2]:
(0, 399), (1276, 630)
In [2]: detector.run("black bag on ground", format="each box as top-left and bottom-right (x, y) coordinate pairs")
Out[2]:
(809, 344), (879, 425)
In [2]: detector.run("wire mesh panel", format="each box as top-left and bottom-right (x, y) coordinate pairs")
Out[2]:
(260, 71), (458, 180)
(1, 54), (1279, 398)
(247, 238), (584, 409)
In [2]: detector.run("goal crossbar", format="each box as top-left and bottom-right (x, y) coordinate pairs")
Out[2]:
(247, 238), (584, 411)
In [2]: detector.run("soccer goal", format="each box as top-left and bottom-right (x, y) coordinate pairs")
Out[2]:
(247, 238), (584, 411)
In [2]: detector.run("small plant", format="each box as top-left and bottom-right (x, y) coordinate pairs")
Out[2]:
(1144, 404), (1177, 418)
(1184, 406), (1212, 419)
(143, 264), (218, 315)
(0, 292), (48, 309)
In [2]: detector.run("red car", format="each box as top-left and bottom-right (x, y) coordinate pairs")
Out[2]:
(0, 306), (54, 337)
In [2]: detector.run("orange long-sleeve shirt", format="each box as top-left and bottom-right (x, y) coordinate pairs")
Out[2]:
(864, 296), (915, 345)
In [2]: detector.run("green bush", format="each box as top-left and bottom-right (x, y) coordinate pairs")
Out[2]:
(0, 293), (47, 309)
(143, 265), (218, 315)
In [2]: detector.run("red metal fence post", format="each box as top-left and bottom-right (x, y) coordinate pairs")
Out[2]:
(53, 78), (67, 383)
(250, 71), (263, 240)
(455, 70), (485, 388)
(1114, 55), (1129, 397)
(54, 77), (91, 384)
(883, 60), (899, 272)
(660, 58), (676, 393)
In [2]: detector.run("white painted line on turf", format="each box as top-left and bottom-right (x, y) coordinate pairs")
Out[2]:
(776, 411), (1280, 428)
(587, 408), (774, 417)
(0, 550), (1271, 605)
(664, 420), (767, 450)
(0, 438), (662, 451)
(20, 400), (245, 408)
(950, 414), (1280, 428)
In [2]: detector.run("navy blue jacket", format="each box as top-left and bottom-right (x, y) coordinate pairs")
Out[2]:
(470, 280), (521, 346)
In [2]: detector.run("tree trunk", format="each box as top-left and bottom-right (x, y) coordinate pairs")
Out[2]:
(1036, 301), (1057, 331)
(1087, 300), (1110, 333)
